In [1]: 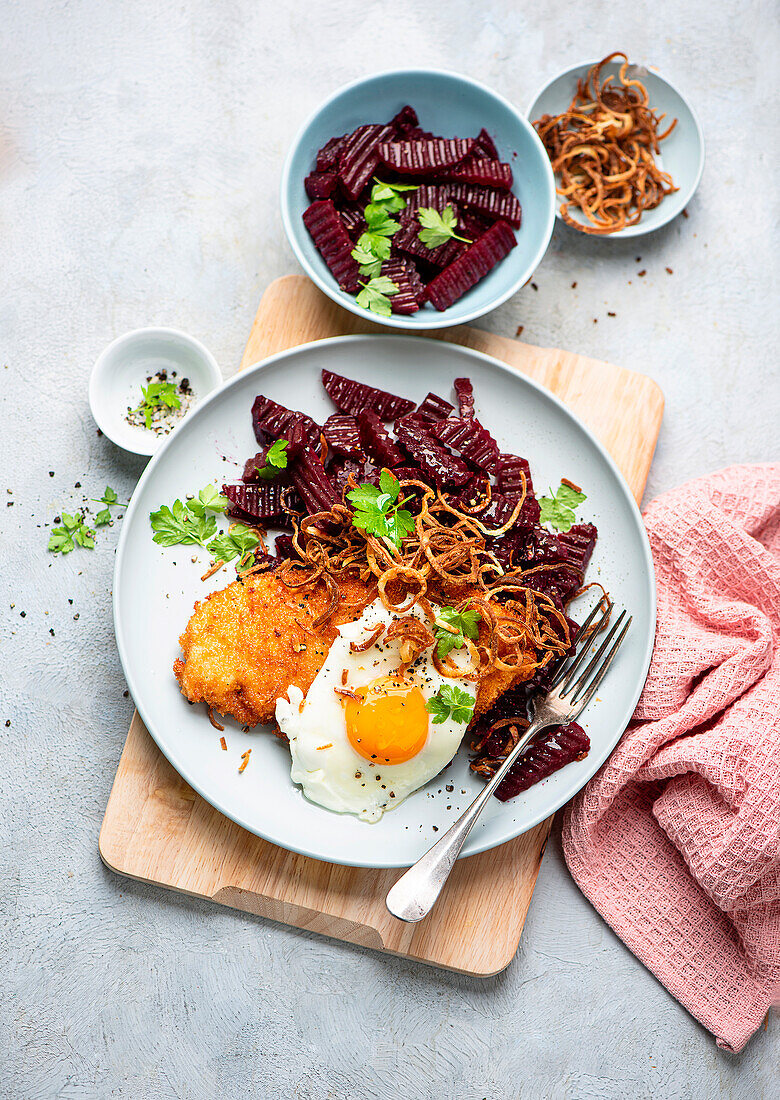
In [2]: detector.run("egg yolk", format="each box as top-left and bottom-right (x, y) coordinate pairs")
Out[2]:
(344, 676), (429, 765)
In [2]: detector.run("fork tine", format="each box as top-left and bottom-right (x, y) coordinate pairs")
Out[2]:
(549, 598), (613, 689)
(570, 614), (632, 708)
(561, 609), (628, 699)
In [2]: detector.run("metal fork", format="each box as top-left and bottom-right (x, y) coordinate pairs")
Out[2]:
(386, 600), (632, 923)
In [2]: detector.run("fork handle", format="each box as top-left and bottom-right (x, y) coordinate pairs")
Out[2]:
(386, 713), (553, 923)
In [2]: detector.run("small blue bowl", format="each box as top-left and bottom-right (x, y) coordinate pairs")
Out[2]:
(280, 69), (555, 330)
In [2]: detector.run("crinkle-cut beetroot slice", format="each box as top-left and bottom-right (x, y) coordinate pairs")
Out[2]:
(339, 203), (366, 239)
(338, 122), (397, 200)
(473, 127), (499, 160)
(357, 410), (406, 467)
(390, 105), (418, 132)
(380, 257), (425, 314)
(241, 443), (295, 483)
(432, 416), (499, 473)
(316, 134), (346, 172)
(453, 377), (475, 420)
(330, 457), (380, 499)
(478, 491), (540, 531)
(305, 171), (338, 200)
(378, 137), (476, 174)
(223, 482), (287, 522)
(494, 723), (590, 801)
(392, 219), (466, 269)
(446, 183), (522, 228)
(400, 184), (453, 223)
(290, 446), (342, 515)
(251, 394), (321, 449)
(459, 210), (493, 240)
(413, 392), (454, 423)
(322, 368), (416, 420)
(436, 160), (514, 190)
(557, 522), (598, 576)
(322, 414), (363, 458)
(424, 220), (517, 311)
(395, 420), (472, 487)
(497, 454), (534, 497)
(302, 200), (361, 293)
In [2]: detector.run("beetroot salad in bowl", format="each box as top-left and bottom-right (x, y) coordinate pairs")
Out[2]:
(280, 69), (555, 330)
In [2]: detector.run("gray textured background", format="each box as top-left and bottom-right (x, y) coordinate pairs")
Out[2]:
(1, 1), (778, 1097)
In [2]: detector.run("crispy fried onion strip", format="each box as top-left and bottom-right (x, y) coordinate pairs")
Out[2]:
(533, 52), (679, 234)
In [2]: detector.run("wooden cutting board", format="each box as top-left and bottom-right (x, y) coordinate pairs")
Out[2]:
(99, 275), (663, 975)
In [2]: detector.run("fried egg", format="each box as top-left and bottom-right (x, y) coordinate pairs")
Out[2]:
(275, 598), (476, 822)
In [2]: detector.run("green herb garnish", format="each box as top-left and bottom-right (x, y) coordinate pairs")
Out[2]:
(434, 607), (481, 659)
(538, 481), (587, 533)
(370, 178), (419, 213)
(355, 276), (399, 318)
(425, 684), (475, 725)
(131, 380), (181, 430)
(256, 439), (289, 480)
(184, 484), (229, 518)
(347, 468), (415, 549)
(149, 484), (228, 548)
(48, 512), (95, 554)
(206, 524), (260, 564)
(417, 205), (471, 249)
(91, 485), (127, 527)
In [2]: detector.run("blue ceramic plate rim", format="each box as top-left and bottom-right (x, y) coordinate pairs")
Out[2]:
(526, 58), (705, 239)
(113, 334), (657, 869)
(280, 68), (555, 330)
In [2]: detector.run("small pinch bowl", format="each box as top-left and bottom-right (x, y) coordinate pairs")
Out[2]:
(280, 68), (556, 330)
(89, 328), (222, 457)
(527, 58), (705, 238)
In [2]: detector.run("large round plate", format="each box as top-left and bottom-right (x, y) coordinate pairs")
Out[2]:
(114, 336), (655, 868)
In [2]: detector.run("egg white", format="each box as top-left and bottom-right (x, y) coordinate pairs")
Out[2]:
(275, 598), (476, 822)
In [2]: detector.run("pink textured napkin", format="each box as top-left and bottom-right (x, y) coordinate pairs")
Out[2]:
(562, 464), (780, 1052)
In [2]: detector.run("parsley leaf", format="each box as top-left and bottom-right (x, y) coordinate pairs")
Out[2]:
(538, 482), (587, 532)
(206, 524), (260, 564)
(347, 469), (414, 549)
(90, 485), (127, 527)
(149, 499), (217, 548)
(425, 684), (475, 725)
(48, 511), (95, 554)
(131, 380), (181, 430)
(185, 484), (230, 517)
(351, 243), (383, 278)
(370, 179), (419, 213)
(356, 230), (393, 262)
(434, 607), (481, 658)
(417, 205), (472, 249)
(356, 276), (399, 318)
(363, 204), (401, 237)
(255, 439), (289, 480)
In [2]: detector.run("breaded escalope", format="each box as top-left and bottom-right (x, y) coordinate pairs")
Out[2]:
(173, 572), (376, 727)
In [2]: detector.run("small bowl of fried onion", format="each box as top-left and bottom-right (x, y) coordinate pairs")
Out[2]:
(527, 53), (704, 237)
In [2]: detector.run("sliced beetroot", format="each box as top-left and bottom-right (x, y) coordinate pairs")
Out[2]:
(338, 122), (396, 200)
(315, 134), (345, 172)
(330, 456), (381, 499)
(251, 394), (320, 448)
(476, 491), (540, 531)
(459, 209), (493, 240)
(380, 256), (425, 314)
(304, 171), (338, 200)
(390, 105), (418, 132)
(413, 392), (454, 423)
(302, 200), (361, 292)
(432, 416), (499, 473)
(290, 446), (342, 514)
(392, 219), (466, 269)
(339, 202), (366, 239)
(454, 377), (475, 419)
(357, 410), (406, 467)
(378, 137), (476, 174)
(491, 722), (589, 801)
(437, 160), (514, 190)
(395, 420), (471, 487)
(557, 522), (598, 576)
(446, 183), (522, 228)
(223, 482), (288, 522)
(473, 127), (499, 160)
(497, 454), (535, 497)
(424, 221), (517, 311)
(274, 533), (295, 558)
(322, 414), (363, 458)
(400, 184), (453, 223)
(322, 369), (416, 420)
(240, 443), (294, 483)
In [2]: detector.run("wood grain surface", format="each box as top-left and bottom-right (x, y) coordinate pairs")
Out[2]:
(99, 275), (663, 976)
